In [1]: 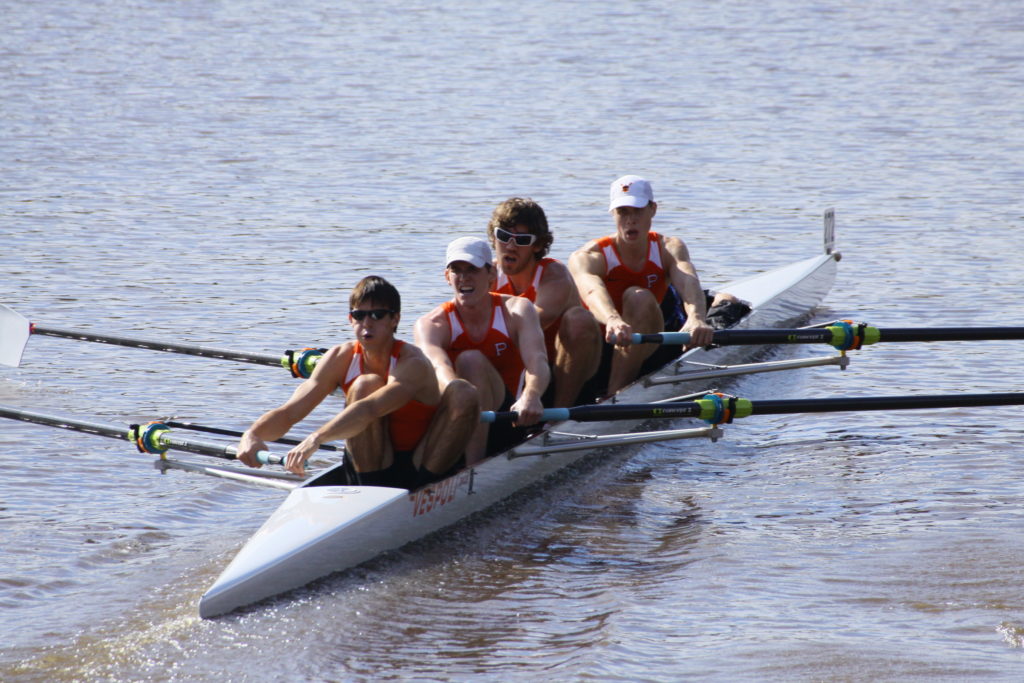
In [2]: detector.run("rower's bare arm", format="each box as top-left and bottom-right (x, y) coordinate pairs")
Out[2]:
(662, 237), (712, 344)
(569, 246), (616, 325)
(311, 363), (422, 444)
(237, 344), (349, 466)
(414, 308), (457, 387)
(284, 355), (429, 474)
(569, 245), (630, 345)
(533, 261), (578, 330)
(507, 297), (550, 425)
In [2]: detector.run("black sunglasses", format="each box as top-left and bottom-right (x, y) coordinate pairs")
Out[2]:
(349, 308), (395, 321)
(495, 227), (538, 247)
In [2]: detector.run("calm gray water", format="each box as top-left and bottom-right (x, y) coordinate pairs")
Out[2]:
(3, 0), (1024, 680)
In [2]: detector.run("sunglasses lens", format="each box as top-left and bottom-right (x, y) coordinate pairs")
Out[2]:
(497, 228), (535, 246)
(351, 309), (392, 321)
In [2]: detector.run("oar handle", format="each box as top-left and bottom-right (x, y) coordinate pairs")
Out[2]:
(256, 450), (286, 466)
(631, 332), (692, 345)
(481, 403), (704, 423)
(481, 408), (569, 423)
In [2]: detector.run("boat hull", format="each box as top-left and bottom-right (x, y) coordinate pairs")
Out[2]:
(200, 249), (839, 618)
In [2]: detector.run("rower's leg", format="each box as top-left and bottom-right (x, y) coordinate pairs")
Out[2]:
(552, 305), (601, 407)
(453, 350), (505, 465)
(413, 378), (478, 476)
(607, 287), (662, 395)
(344, 374), (393, 473)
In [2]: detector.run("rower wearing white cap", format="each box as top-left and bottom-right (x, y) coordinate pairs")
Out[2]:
(415, 237), (550, 463)
(569, 175), (742, 396)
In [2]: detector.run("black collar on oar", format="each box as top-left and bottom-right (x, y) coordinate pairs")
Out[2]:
(632, 323), (1024, 351)
(482, 392), (1024, 425)
(0, 303), (325, 378)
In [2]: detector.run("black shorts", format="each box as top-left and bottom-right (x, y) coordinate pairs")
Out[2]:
(485, 389), (531, 457)
(355, 450), (419, 489)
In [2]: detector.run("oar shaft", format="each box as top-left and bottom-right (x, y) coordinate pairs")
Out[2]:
(0, 405), (126, 440)
(481, 403), (704, 424)
(482, 392), (1024, 424)
(876, 327), (1024, 342)
(162, 420), (341, 451)
(749, 392), (1024, 415)
(32, 325), (284, 367)
(633, 326), (1024, 347)
(0, 405), (284, 466)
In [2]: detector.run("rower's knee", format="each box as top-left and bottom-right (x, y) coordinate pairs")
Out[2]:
(621, 287), (661, 330)
(559, 306), (601, 348)
(346, 373), (386, 401)
(442, 378), (479, 421)
(454, 349), (489, 379)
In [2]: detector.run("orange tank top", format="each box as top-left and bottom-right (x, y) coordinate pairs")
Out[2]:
(494, 257), (559, 358)
(596, 231), (668, 312)
(443, 293), (525, 397)
(340, 340), (438, 453)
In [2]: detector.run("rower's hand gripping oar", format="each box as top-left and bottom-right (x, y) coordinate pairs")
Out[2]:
(632, 322), (1024, 349)
(0, 405), (287, 466)
(0, 303), (324, 378)
(482, 392), (1024, 424)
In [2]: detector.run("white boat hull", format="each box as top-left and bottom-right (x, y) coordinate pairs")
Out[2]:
(200, 245), (840, 618)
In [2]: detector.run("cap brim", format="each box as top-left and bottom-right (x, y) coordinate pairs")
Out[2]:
(445, 255), (488, 269)
(608, 196), (650, 212)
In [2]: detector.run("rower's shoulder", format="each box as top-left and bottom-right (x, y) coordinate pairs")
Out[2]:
(324, 341), (356, 360)
(392, 340), (438, 385)
(395, 339), (432, 366)
(538, 256), (572, 280)
(568, 238), (607, 273)
(659, 233), (692, 260)
(416, 301), (453, 324)
(308, 342), (355, 379)
(498, 291), (537, 316)
(572, 236), (606, 254)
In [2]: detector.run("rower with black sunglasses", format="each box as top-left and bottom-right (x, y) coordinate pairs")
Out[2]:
(415, 236), (550, 464)
(487, 197), (602, 407)
(234, 276), (477, 489)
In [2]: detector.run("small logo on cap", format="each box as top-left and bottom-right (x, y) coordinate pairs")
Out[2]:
(621, 183), (632, 192)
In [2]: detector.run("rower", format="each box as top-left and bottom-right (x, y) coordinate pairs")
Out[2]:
(235, 276), (477, 488)
(415, 237), (550, 465)
(488, 197), (601, 407)
(569, 175), (746, 396)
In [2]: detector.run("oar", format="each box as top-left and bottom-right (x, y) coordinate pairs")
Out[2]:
(159, 419), (342, 452)
(482, 392), (1024, 424)
(0, 405), (286, 465)
(632, 324), (1024, 350)
(0, 303), (323, 377)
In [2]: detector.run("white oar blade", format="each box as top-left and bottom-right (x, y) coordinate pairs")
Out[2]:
(0, 304), (31, 367)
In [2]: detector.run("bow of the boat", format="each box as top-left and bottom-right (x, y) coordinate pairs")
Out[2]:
(199, 484), (411, 619)
(725, 252), (839, 329)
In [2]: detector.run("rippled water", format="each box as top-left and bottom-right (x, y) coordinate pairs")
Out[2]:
(3, 0), (1024, 680)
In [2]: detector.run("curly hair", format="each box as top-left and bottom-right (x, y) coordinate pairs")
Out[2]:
(486, 197), (553, 259)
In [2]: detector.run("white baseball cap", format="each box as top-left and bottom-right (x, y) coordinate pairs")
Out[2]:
(445, 237), (493, 268)
(608, 175), (654, 211)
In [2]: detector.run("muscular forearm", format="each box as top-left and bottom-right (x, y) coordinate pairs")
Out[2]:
(521, 365), (550, 404)
(676, 272), (708, 322)
(246, 407), (299, 443)
(307, 399), (378, 446)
